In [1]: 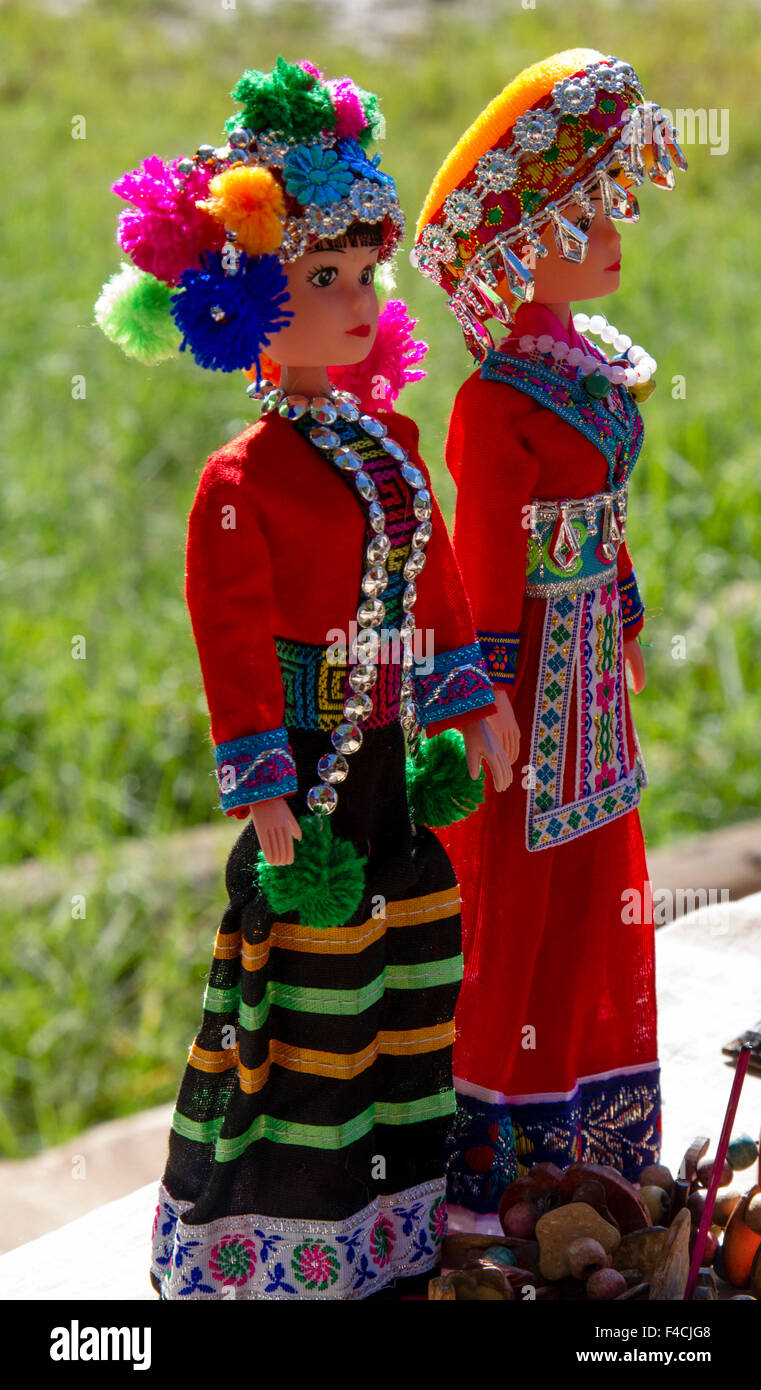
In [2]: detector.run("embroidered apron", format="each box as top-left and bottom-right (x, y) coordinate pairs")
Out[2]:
(481, 349), (648, 852)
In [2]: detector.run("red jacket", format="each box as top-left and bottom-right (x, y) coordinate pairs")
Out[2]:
(184, 407), (496, 812)
(446, 304), (646, 695)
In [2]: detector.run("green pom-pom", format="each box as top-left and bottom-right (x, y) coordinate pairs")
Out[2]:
(94, 263), (179, 364)
(227, 57), (335, 143)
(355, 88), (383, 149)
(406, 729), (485, 828)
(257, 814), (367, 929)
(374, 258), (397, 297)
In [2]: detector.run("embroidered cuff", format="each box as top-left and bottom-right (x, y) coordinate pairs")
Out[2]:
(412, 642), (494, 727)
(214, 727), (297, 811)
(476, 631), (520, 687)
(619, 573), (645, 635)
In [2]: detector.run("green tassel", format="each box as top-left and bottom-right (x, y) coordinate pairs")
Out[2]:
(406, 729), (485, 828)
(94, 263), (179, 364)
(257, 814), (366, 929)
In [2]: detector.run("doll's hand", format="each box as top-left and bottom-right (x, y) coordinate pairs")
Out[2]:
(250, 798), (303, 865)
(463, 718), (512, 793)
(624, 638), (646, 694)
(487, 687), (521, 764)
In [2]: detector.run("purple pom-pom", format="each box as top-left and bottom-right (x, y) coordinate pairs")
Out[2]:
(113, 155), (224, 286)
(170, 250), (293, 374)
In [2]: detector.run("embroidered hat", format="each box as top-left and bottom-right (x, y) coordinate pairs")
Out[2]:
(413, 48), (687, 359)
(94, 57), (405, 381)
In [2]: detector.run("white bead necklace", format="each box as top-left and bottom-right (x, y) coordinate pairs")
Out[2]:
(515, 311), (657, 391)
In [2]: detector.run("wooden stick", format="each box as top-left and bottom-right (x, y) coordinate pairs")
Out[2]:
(685, 1044), (751, 1300)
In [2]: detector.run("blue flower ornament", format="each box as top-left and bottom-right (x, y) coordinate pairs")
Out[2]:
(283, 143), (354, 207)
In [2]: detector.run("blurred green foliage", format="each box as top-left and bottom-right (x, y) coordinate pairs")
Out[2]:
(1, 0), (759, 1154)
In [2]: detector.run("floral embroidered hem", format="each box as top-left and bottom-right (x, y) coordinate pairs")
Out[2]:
(151, 1176), (447, 1299)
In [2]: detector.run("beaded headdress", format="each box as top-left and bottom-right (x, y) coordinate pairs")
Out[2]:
(95, 57), (405, 383)
(413, 48), (687, 360)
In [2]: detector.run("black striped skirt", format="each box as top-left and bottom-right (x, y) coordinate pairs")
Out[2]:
(150, 725), (462, 1299)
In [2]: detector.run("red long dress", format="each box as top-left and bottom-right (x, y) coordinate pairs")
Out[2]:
(440, 301), (661, 1213)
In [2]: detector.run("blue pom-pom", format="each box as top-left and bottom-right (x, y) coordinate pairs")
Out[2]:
(170, 250), (292, 373)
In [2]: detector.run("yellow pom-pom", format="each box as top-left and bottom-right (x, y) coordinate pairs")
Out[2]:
(197, 164), (285, 256)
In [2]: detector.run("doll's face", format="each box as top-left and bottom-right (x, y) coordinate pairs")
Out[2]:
(528, 191), (622, 304)
(266, 240), (381, 368)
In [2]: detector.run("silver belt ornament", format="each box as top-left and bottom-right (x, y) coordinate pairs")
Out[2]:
(528, 485), (628, 579)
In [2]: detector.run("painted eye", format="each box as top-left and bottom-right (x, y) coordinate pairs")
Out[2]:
(309, 267), (338, 288)
(359, 265), (375, 286)
(575, 215), (593, 233)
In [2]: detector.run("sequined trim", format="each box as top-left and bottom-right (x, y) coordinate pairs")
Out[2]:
(446, 1064), (661, 1209)
(525, 568), (616, 598)
(151, 1176), (447, 1299)
(476, 631), (520, 686)
(214, 728), (297, 811)
(412, 642), (494, 724)
(620, 570), (645, 632)
(481, 349), (644, 488)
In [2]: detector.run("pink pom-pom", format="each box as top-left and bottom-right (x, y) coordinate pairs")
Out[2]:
(326, 78), (368, 139)
(112, 155), (225, 286)
(328, 299), (428, 412)
(297, 60), (324, 80)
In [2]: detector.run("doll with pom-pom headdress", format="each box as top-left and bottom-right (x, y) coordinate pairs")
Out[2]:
(97, 57), (516, 1300)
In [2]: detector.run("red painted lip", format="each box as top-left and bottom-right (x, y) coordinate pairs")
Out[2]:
(605, 260), (621, 271)
(346, 324), (371, 337)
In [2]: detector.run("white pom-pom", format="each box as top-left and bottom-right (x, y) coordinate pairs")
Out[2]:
(573, 311), (590, 331)
(518, 334), (536, 352)
(536, 333), (554, 353)
(588, 313), (606, 334)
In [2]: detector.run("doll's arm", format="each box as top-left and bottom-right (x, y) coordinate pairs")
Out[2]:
(447, 380), (540, 702)
(185, 452), (297, 816)
(617, 538), (645, 641)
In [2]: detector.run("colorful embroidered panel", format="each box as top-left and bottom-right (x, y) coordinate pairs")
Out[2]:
(619, 570), (645, 632)
(412, 641), (494, 724)
(446, 1065), (661, 1211)
(214, 728), (297, 812)
(151, 1176), (448, 1299)
(476, 630), (520, 686)
(480, 349), (644, 489)
(577, 581), (628, 800)
(525, 582), (646, 851)
(275, 634), (403, 732)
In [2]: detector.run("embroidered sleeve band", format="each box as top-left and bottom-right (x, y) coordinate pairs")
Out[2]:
(412, 642), (494, 726)
(619, 572), (645, 635)
(476, 631), (520, 687)
(214, 727), (297, 811)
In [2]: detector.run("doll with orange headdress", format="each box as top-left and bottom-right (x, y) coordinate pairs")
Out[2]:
(96, 57), (513, 1298)
(413, 50), (687, 1215)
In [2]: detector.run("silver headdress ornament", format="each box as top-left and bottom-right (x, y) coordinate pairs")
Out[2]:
(413, 56), (688, 360)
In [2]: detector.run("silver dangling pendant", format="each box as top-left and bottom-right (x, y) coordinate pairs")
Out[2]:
(547, 204), (589, 264)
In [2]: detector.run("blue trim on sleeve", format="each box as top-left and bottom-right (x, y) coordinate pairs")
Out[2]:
(412, 641), (494, 726)
(619, 572), (645, 633)
(476, 630), (520, 687)
(214, 727), (297, 811)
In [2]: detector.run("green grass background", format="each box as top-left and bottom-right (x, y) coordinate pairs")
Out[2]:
(1, 0), (759, 1154)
